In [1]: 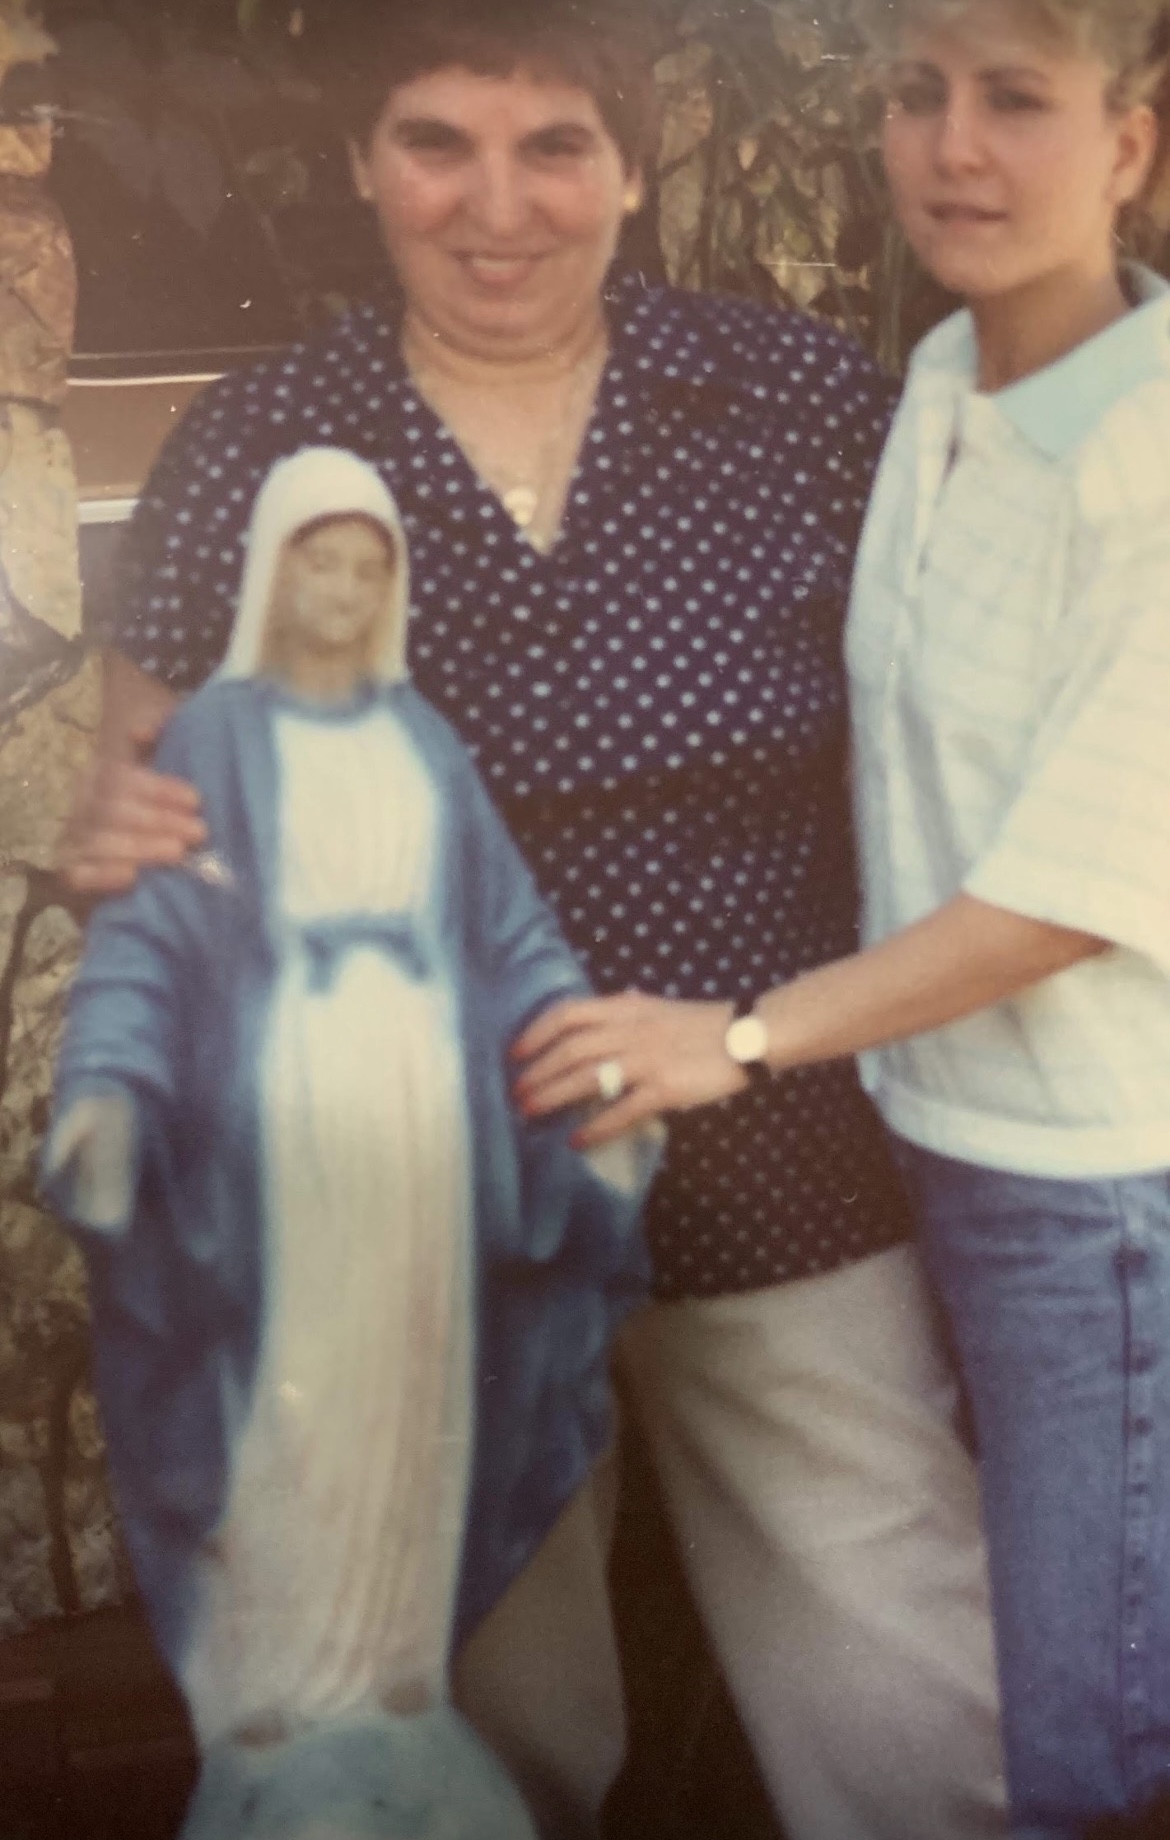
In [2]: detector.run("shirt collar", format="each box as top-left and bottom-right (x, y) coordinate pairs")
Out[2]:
(975, 266), (1170, 460)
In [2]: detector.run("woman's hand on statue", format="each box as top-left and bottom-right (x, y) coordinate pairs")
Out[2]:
(513, 991), (745, 1147)
(61, 712), (206, 896)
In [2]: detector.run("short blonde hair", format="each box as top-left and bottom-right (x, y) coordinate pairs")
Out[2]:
(854, 0), (1169, 101)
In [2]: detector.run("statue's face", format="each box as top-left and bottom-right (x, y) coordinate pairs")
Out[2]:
(267, 516), (397, 688)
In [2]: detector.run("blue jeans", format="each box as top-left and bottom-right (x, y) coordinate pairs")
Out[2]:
(894, 1141), (1170, 1840)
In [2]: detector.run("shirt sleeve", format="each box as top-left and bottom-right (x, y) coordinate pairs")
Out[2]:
(965, 514), (1170, 969)
(102, 364), (282, 692)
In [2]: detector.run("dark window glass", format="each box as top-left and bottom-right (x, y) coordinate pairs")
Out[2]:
(39, 33), (389, 373)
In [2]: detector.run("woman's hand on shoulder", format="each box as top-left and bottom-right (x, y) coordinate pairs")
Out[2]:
(62, 745), (207, 895)
(59, 653), (206, 897)
(512, 990), (745, 1148)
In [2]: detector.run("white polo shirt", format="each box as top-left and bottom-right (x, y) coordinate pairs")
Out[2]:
(847, 270), (1170, 1178)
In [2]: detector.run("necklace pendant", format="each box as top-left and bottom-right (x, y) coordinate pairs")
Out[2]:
(502, 485), (539, 530)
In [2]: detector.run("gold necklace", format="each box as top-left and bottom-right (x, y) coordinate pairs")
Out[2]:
(403, 331), (607, 546)
(491, 345), (606, 545)
(501, 481), (541, 532)
(494, 364), (591, 535)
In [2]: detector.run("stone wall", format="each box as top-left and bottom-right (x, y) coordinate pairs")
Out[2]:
(0, 55), (126, 1634)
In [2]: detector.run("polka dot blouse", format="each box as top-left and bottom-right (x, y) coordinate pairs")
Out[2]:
(109, 274), (912, 1301)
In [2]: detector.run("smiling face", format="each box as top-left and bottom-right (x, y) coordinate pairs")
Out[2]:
(348, 64), (641, 360)
(264, 516), (398, 696)
(880, 1), (1156, 304)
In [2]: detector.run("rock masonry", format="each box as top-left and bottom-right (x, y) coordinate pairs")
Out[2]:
(0, 21), (125, 1637)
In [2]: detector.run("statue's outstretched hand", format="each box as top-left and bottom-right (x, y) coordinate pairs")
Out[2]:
(44, 1090), (138, 1233)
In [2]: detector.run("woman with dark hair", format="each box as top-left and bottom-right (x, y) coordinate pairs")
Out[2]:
(63, 2), (1004, 1835)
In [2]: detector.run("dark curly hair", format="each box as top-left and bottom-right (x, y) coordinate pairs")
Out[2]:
(297, 0), (663, 173)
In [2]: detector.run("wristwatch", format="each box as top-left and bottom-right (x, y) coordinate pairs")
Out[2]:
(724, 994), (771, 1083)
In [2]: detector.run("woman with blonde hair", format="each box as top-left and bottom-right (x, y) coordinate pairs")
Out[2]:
(520, 0), (1170, 1831)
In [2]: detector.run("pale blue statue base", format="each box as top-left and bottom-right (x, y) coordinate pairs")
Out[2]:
(179, 1706), (538, 1840)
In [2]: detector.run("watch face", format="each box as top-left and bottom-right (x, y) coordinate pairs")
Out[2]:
(725, 1013), (769, 1066)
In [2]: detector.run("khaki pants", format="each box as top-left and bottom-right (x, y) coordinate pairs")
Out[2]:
(457, 1243), (1006, 1840)
(453, 1462), (624, 1840)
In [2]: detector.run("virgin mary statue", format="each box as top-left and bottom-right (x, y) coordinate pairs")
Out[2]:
(44, 447), (654, 1838)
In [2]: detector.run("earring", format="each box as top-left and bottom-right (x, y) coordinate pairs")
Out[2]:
(623, 184), (643, 214)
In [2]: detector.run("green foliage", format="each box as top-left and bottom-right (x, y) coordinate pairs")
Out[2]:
(648, 0), (953, 369)
(647, 0), (1170, 361)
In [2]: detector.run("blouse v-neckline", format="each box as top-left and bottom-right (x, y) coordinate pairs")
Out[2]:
(394, 344), (619, 567)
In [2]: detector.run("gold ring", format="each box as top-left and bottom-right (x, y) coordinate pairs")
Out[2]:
(596, 1058), (625, 1103)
